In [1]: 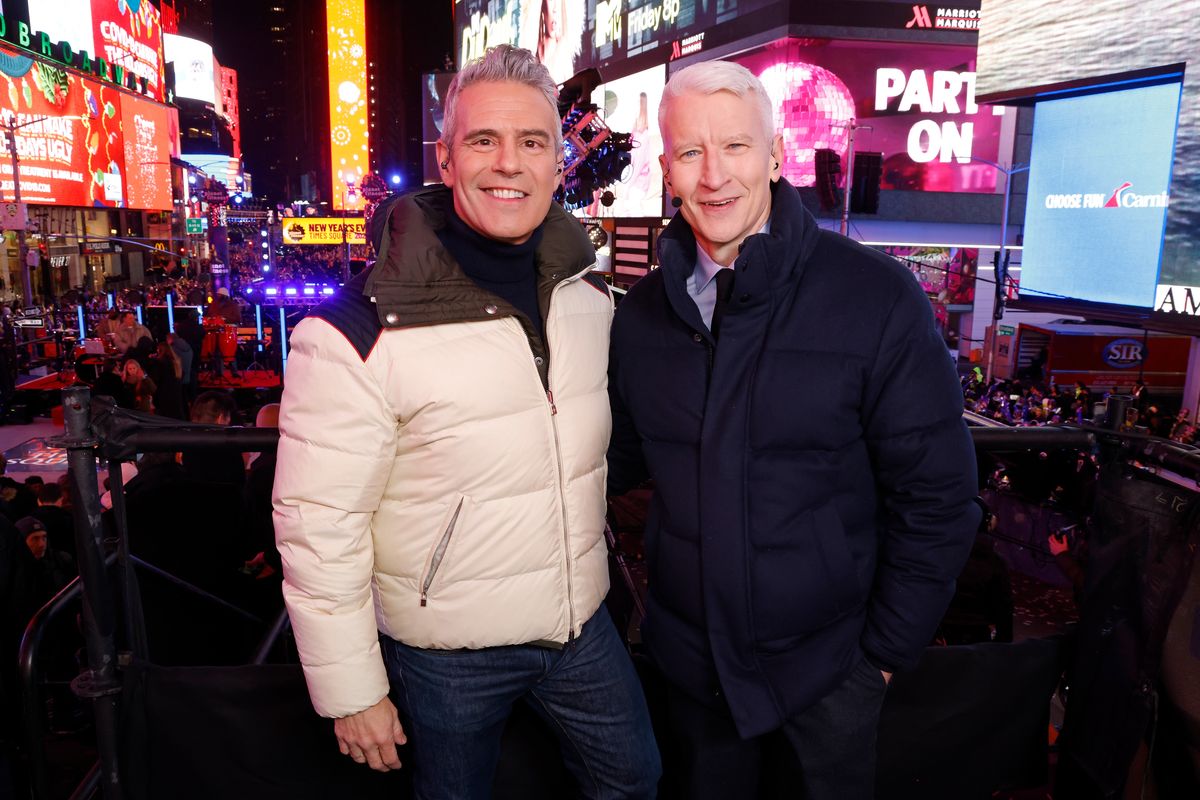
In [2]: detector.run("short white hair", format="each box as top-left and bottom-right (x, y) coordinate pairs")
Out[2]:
(659, 60), (775, 145)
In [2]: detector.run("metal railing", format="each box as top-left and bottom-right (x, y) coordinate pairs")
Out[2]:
(16, 387), (282, 800)
(17, 388), (1200, 800)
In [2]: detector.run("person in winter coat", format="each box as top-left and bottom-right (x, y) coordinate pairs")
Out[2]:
(273, 44), (659, 798)
(607, 60), (980, 799)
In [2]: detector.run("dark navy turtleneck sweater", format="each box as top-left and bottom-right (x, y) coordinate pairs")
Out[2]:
(438, 203), (545, 338)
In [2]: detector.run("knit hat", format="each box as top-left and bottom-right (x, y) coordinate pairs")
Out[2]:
(15, 516), (46, 537)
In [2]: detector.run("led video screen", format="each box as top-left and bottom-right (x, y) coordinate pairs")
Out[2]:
(457, 0), (588, 84)
(976, 0), (1198, 317)
(180, 154), (241, 190)
(727, 38), (1014, 193)
(120, 92), (172, 210)
(29, 0), (166, 101)
(587, 63), (665, 217)
(0, 44), (125, 207)
(1020, 83), (1181, 309)
(421, 71), (454, 184)
(163, 34), (215, 105)
(455, 0), (779, 84)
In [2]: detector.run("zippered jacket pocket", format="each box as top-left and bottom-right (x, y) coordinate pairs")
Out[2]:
(419, 497), (465, 607)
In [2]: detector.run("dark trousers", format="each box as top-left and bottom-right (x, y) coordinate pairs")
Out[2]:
(664, 658), (887, 800)
(384, 605), (661, 800)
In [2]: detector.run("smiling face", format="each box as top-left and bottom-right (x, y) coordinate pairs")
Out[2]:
(660, 89), (782, 266)
(436, 80), (562, 245)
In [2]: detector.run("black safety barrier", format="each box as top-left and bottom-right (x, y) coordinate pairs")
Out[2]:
(12, 388), (1200, 799)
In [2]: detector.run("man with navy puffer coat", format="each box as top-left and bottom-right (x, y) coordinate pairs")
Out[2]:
(607, 60), (980, 800)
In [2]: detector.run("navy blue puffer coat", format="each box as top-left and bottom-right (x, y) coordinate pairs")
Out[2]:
(608, 178), (980, 738)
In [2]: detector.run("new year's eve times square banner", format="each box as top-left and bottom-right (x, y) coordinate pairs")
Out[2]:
(281, 218), (367, 246)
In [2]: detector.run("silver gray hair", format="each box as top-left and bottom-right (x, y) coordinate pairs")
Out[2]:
(442, 44), (562, 153)
(659, 60), (775, 146)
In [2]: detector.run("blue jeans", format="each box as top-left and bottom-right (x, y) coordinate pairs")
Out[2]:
(382, 605), (661, 799)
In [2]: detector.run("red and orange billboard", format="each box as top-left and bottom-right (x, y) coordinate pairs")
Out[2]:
(29, 0), (167, 102)
(0, 51), (124, 207)
(120, 93), (172, 210)
(326, 0), (369, 211)
(0, 41), (173, 210)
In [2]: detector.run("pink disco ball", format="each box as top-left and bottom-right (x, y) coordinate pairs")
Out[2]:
(756, 61), (855, 187)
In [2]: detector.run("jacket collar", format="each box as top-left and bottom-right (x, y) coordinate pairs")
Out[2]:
(363, 185), (596, 328)
(656, 178), (822, 327)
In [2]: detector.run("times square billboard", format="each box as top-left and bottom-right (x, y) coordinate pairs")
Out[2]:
(27, 0), (167, 102)
(452, 1), (1006, 202)
(0, 41), (173, 210)
(976, 0), (1197, 324)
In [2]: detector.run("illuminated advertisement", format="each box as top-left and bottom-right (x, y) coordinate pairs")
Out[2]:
(179, 154), (241, 190)
(587, 63), (664, 217)
(120, 92), (172, 210)
(976, 0), (1198, 318)
(0, 44), (126, 207)
(29, 0), (166, 102)
(728, 39), (1013, 193)
(457, 0), (584, 82)
(1020, 83), (1181, 309)
(875, 245), (978, 305)
(163, 33), (215, 105)
(455, 0), (779, 82)
(327, 0), (368, 211)
(280, 218), (366, 246)
(421, 71), (455, 184)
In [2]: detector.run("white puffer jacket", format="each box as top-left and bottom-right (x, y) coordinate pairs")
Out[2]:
(273, 188), (613, 718)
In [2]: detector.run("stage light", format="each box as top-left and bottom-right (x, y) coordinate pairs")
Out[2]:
(390, 174), (401, 185)
(263, 265), (271, 272)
(188, 175), (196, 185)
(234, 195), (244, 204)
(321, 286), (335, 296)
(303, 286), (316, 296)
(266, 287), (279, 296)
(260, 230), (268, 237)
(284, 287), (298, 296)
(245, 286), (254, 294)
(261, 242), (268, 249)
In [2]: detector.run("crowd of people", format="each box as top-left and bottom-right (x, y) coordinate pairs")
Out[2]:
(1, 387), (286, 732)
(0, 462), (81, 733)
(228, 241), (370, 285)
(960, 369), (1193, 441)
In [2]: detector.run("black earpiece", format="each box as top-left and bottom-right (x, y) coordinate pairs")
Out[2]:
(440, 160), (448, 170)
(556, 167), (563, 175)
(774, 161), (779, 170)
(671, 197), (683, 208)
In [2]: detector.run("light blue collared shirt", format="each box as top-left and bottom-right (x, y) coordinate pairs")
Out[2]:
(686, 223), (770, 330)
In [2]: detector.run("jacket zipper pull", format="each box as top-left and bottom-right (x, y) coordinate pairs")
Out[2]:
(547, 390), (558, 415)
(419, 590), (428, 607)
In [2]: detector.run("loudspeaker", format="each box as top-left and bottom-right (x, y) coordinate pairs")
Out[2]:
(813, 149), (842, 211)
(850, 152), (883, 214)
